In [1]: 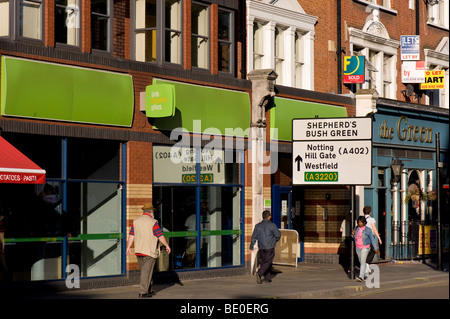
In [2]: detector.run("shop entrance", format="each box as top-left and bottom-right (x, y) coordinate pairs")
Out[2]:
(272, 185), (292, 229)
(272, 185), (304, 262)
(377, 189), (387, 259)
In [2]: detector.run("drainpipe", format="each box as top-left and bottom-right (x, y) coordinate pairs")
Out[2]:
(337, 0), (342, 94)
(416, 0), (421, 103)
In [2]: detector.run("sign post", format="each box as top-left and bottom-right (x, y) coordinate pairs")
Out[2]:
(292, 117), (373, 279)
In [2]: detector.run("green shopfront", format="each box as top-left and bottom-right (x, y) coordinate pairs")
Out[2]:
(0, 56), (132, 282)
(145, 79), (249, 271)
(364, 99), (449, 261)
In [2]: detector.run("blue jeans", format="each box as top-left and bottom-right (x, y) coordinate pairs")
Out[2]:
(355, 247), (370, 279)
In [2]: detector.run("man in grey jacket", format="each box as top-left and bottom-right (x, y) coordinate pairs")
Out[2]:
(249, 210), (281, 284)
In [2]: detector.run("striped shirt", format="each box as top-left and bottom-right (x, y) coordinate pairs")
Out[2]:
(129, 213), (163, 238)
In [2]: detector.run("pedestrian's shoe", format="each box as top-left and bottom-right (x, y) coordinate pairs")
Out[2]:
(355, 277), (365, 282)
(256, 273), (262, 284)
(139, 292), (153, 298)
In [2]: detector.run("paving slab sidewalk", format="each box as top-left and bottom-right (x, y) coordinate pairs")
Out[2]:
(22, 261), (448, 299)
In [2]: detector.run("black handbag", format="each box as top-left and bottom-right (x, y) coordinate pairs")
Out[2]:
(366, 245), (375, 264)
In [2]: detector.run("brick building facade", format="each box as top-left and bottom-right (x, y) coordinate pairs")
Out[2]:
(0, 0), (447, 288)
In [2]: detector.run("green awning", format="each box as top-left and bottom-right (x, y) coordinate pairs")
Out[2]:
(270, 97), (348, 141)
(151, 79), (251, 137)
(1, 56), (134, 127)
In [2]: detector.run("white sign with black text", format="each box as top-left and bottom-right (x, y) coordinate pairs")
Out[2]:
(292, 118), (372, 185)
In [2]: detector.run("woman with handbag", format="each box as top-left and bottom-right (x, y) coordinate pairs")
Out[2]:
(352, 216), (379, 282)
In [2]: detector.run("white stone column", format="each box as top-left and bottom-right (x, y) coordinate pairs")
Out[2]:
(247, 69), (277, 271)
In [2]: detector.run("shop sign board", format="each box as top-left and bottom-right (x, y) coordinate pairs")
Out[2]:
(420, 70), (445, 90)
(400, 35), (420, 60)
(153, 145), (224, 184)
(343, 56), (365, 84)
(401, 61), (425, 83)
(145, 84), (176, 118)
(292, 118), (372, 185)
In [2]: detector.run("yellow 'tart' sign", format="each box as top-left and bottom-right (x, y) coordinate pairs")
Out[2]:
(420, 70), (445, 90)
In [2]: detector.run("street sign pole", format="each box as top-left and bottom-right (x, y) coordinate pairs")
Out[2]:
(292, 117), (373, 281)
(350, 185), (355, 280)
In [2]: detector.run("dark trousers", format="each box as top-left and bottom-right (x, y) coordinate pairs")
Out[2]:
(258, 248), (275, 281)
(137, 255), (156, 294)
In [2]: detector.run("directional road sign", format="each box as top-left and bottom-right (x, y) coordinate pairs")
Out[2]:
(292, 117), (372, 185)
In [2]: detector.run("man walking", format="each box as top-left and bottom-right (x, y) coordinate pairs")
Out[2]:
(249, 210), (281, 284)
(126, 203), (171, 298)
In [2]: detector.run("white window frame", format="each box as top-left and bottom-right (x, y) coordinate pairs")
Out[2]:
(246, 0), (317, 90)
(427, 0), (449, 30)
(424, 37), (449, 108)
(252, 21), (265, 70)
(348, 11), (399, 99)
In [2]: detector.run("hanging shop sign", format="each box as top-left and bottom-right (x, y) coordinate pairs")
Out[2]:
(401, 61), (425, 83)
(292, 118), (372, 185)
(343, 56), (365, 84)
(153, 145), (224, 184)
(420, 70), (445, 90)
(400, 35), (420, 61)
(145, 84), (176, 118)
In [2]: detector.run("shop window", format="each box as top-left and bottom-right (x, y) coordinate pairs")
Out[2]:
(153, 185), (241, 270)
(19, 0), (43, 40)
(67, 182), (122, 277)
(55, 0), (80, 46)
(0, 134), (125, 282)
(1, 133), (62, 179)
(67, 138), (120, 180)
(200, 186), (241, 268)
(91, 0), (111, 51)
(191, 2), (209, 69)
(218, 9), (232, 73)
(152, 145), (243, 271)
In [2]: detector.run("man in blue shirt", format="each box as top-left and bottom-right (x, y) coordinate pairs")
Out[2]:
(249, 210), (281, 284)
